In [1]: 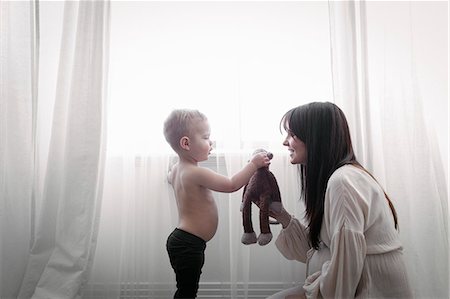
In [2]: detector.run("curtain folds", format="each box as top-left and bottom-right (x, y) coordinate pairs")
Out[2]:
(328, 1), (448, 298)
(0, 1), (38, 298)
(328, 1), (373, 168)
(16, 1), (110, 298)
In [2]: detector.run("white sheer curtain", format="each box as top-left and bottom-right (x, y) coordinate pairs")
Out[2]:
(329, 1), (448, 298)
(20, 1), (109, 297)
(0, 1), (110, 298)
(0, 1), (38, 298)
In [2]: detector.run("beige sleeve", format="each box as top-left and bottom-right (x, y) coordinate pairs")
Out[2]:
(274, 217), (311, 263)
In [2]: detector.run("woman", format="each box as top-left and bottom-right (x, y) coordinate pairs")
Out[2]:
(268, 102), (412, 299)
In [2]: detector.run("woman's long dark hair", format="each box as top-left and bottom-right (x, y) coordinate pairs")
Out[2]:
(281, 102), (398, 250)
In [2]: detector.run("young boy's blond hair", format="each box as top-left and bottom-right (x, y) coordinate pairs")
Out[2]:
(163, 109), (207, 152)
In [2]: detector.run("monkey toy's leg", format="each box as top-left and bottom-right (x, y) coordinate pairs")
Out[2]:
(241, 194), (257, 245)
(257, 194), (272, 246)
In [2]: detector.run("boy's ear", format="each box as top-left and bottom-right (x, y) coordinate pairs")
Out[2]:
(180, 136), (190, 150)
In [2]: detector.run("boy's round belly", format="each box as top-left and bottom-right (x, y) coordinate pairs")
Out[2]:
(179, 201), (219, 242)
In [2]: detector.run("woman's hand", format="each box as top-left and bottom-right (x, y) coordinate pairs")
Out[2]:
(269, 204), (292, 229)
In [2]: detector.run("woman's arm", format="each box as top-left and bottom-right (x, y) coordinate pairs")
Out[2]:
(271, 208), (311, 263)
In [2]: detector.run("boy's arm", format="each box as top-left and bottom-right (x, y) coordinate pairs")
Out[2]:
(167, 168), (172, 184)
(167, 157), (178, 184)
(191, 152), (269, 193)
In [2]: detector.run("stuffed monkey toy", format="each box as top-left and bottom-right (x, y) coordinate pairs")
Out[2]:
(241, 149), (282, 246)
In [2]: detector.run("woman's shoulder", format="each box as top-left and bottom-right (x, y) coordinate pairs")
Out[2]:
(329, 164), (364, 180)
(326, 165), (383, 213)
(327, 164), (376, 191)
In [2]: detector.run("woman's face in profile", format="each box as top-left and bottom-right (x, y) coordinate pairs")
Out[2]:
(282, 127), (307, 165)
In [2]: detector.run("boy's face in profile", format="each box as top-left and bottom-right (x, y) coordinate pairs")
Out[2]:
(185, 118), (213, 162)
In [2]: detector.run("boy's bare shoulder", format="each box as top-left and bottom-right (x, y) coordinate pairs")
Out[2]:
(179, 163), (214, 177)
(175, 164), (218, 189)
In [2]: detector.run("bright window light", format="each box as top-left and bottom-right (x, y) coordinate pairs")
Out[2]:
(107, 1), (333, 156)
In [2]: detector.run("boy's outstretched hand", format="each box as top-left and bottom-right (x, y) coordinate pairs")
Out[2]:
(249, 152), (271, 169)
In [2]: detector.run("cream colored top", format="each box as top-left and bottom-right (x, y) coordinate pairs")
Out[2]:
(275, 165), (413, 299)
